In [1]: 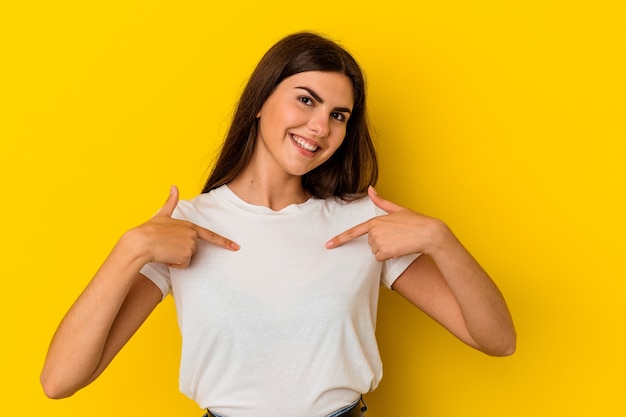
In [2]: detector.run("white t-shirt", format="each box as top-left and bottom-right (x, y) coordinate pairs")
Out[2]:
(141, 185), (419, 417)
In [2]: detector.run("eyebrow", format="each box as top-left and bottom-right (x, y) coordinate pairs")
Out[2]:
(295, 86), (352, 113)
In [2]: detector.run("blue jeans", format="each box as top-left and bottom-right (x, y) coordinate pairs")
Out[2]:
(203, 396), (367, 417)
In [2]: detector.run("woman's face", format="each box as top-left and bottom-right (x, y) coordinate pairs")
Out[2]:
(254, 71), (354, 178)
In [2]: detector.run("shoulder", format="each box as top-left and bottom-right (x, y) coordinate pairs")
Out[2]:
(172, 187), (225, 221)
(320, 195), (377, 223)
(323, 194), (370, 209)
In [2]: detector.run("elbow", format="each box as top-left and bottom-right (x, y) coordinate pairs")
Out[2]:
(41, 383), (70, 400)
(40, 371), (79, 400)
(482, 331), (517, 357)
(41, 379), (72, 400)
(42, 389), (72, 400)
(486, 340), (516, 357)
(502, 335), (517, 356)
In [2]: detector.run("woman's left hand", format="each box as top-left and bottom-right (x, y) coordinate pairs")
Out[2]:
(326, 186), (446, 261)
(327, 186), (516, 356)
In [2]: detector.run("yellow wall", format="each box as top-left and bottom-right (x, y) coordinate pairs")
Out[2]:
(2, 1), (624, 416)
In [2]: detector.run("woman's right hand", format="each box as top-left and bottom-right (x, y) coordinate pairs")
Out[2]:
(128, 185), (240, 268)
(40, 186), (239, 399)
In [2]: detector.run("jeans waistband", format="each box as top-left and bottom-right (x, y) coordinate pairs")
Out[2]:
(203, 396), (367, 417)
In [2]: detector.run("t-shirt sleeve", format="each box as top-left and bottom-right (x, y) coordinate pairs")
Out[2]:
(140, 262), (171, 300)
(381, 252), (421, 289)
(138, 201), (189, 299)
(373, 202), (422, 289)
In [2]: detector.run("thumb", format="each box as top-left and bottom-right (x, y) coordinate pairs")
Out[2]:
(154, 185), (179, 217)
(368, 186), (403, 213)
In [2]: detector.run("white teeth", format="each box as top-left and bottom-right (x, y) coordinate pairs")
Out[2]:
(291, 135), (319, 152)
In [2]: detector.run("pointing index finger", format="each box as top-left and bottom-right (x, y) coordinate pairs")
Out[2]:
(193, 224), (240, 251)
(326, 220), (372, 249)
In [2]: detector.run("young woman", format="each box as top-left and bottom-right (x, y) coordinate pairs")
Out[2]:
(41, 32), (516, 417)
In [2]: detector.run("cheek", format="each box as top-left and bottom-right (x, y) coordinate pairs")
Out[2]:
(329, 129), (347, 150)
(260, 103), (303, 130)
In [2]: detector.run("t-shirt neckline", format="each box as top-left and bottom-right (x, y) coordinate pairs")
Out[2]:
(214, 184), (323, 215)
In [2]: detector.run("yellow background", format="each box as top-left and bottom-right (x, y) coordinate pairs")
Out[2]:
(1, 0), (624, 416)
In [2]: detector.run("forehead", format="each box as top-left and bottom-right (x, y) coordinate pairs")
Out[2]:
(278, 71), (354, 107)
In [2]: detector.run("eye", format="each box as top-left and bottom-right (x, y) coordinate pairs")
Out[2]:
(298, 96), (314, 106)
(331, 112), (347, 122)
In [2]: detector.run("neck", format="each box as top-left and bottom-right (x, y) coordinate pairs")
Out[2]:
(228, 168), (310, 211)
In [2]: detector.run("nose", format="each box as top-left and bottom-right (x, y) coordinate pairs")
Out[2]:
(307, 111), (330, 138)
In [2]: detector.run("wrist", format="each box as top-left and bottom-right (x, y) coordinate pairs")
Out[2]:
(116, 227), (154, 267)
(91, 227), (156, 291)
(423, 218), (459, 257)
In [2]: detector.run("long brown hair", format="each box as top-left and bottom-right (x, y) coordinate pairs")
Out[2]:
(202, 32), (378, 200)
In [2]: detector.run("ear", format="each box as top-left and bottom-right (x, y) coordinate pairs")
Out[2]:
(256, 100), (268, 119)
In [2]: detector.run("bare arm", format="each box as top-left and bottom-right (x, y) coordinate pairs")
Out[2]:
(40, 186), (239, 398)
(327, 186), (516, 356)
(40, 267), (161, 399)
(392, 245), (516, 356)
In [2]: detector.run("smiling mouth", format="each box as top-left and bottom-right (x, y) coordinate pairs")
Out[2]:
(291, 134), (320, 152)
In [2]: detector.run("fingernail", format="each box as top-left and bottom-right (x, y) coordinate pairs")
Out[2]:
(325, 240), (335, 249)
(230, 242), (240, 250)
